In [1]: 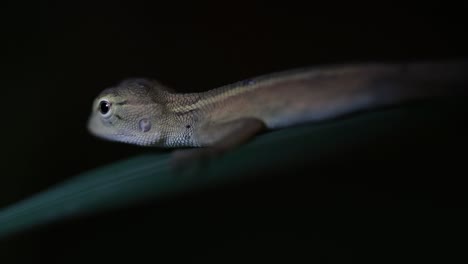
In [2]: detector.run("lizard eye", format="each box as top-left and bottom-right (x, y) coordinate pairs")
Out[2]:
(99, 100), (112, 117)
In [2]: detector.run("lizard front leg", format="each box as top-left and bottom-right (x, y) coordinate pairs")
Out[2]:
(170, 118), (266, 170)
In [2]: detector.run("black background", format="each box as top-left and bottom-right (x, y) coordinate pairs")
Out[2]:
(1, 1), (468, 262)
(1, 2), (467, 205)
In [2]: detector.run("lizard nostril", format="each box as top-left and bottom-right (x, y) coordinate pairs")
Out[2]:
(139, 118), (151, 132)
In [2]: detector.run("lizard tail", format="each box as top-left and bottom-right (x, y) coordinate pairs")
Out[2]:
(374, 58), (468, 105)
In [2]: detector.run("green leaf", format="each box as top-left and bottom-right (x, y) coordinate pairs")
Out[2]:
(0, 97), (466, 240)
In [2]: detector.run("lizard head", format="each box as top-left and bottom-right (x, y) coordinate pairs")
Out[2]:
(87, 78), (172, 146)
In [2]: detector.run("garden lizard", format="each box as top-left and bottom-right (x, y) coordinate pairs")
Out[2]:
(87, 60), (468, 164)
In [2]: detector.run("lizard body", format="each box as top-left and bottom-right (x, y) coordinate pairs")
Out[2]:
(87, 60), (468, 158)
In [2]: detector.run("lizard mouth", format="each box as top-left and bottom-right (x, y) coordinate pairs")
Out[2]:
(87, 116), (155, 146)
(89, 129), (137, 144)
(87, 115), (132, 141)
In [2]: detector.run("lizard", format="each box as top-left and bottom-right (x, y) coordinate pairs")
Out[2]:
(87, 59), (468, 167)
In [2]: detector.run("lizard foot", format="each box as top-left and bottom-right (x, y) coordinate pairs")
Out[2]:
(169, 147), (222, 175)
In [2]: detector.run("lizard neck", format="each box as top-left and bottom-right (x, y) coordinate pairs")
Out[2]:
(151, 92), (203, 147)
(164, 80), (259, 115)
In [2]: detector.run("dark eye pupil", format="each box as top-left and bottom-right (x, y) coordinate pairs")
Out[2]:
(99, 101), (111, 114)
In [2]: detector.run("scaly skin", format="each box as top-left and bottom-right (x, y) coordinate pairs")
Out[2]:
(88, 60), (468, 151)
